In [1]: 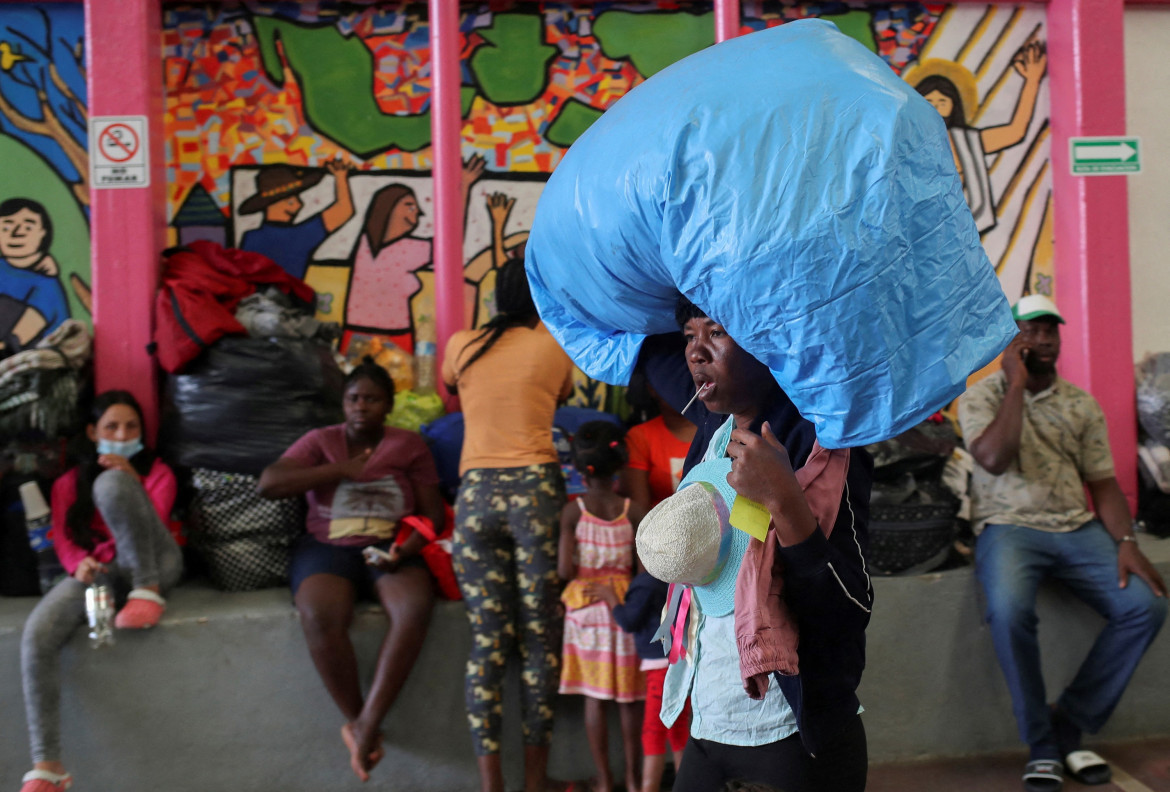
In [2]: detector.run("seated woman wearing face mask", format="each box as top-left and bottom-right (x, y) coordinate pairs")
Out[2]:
(17, 390), (183, 792)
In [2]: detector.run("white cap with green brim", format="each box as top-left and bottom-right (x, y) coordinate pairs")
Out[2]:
(1012, 294), (1065, 324)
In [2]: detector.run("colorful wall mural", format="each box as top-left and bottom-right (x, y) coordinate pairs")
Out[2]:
(0, 2), (90, 354)
(744, 1), (1052, 300)
(164, 0), (1051, 399)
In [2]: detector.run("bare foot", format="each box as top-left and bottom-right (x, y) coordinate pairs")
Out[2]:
(340, 722), (384, 782)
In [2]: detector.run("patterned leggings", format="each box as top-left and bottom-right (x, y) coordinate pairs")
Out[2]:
(454, 464), (565, 756)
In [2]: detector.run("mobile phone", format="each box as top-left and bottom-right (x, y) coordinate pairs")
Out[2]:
(362, 546), (394, 565)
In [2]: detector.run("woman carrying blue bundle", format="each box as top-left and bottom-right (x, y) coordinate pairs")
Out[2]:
(634, 297), (873, 792)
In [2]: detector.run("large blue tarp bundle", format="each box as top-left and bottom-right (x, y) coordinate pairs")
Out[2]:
(527, 20), (1015, 448)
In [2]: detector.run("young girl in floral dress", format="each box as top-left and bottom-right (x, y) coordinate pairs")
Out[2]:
(558, 421), (648, 792)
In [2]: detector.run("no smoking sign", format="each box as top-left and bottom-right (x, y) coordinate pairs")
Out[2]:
(90, 116), (149, 188)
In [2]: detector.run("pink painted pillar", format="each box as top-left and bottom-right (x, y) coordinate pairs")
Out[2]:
(1048, 0), (1138, 505)
(85, 0), (167, 437)
(714, 0), (742, 41)
(429, 0), (465, 405)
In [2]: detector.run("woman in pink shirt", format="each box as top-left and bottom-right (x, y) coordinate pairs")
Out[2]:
(18, 390), (181, 792)
(259, 358), (445, 785)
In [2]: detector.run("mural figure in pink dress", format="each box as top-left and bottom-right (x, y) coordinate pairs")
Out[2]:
(344, 155), (486, 344)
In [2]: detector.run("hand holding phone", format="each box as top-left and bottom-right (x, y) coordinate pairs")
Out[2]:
(1002, 335), (1030, 387)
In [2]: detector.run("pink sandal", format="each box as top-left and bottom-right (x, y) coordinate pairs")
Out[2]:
(20, 769), (73, 792)
(114, 589), (166, 629)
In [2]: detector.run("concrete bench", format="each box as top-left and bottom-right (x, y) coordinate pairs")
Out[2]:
(1, 536), (1168, 791)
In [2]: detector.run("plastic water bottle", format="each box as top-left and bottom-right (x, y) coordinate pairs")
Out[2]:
(19, 482), (64, 594)
(414, 339), (437, 394)
(86, 583), (115, 648)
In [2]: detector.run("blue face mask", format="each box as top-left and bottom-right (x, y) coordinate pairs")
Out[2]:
(96, 438), (144, 458)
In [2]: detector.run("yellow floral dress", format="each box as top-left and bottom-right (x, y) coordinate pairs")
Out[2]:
(559, 500), (645, 702)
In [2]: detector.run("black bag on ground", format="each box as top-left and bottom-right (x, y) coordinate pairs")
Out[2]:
(866, 418), (961, 575)
(161, 336), (343, 476)
(1, 440), (70, 596)
(0, 473), (40, 596)
(187, 467), (304, 592)
(868, 481), (961, 575)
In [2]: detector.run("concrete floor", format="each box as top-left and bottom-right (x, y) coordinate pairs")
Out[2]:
(868, 737), (1170, 791)
(4, 537), (1167, 791)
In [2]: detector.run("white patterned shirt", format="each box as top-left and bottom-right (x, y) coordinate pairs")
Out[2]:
(958, 372), (1114, 534)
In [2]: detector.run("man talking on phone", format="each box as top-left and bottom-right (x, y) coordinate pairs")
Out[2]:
(959, 295), (1167, 792)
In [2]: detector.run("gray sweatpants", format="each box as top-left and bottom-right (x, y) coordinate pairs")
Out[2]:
(20, 469), (183, 763)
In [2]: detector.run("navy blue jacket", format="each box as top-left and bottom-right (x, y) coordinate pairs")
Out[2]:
(611, 571), (670, 662)
(638, 333), (874, 757)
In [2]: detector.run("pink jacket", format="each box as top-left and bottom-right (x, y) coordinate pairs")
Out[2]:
(733, 443), (850, 699)
(50, 460), (177, 575)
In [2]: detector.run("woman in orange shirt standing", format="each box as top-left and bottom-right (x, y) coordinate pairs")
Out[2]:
(442, 258), (575, 792)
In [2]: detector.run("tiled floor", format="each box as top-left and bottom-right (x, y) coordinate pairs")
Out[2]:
(868, 738), (1170, 791)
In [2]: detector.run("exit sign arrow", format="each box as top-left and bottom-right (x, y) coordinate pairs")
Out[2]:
(1070, 137), (1141, 175)
(1074, 141), (1136, 161)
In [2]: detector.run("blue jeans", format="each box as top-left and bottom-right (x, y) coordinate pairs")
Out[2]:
(975, 521), (1166, 757)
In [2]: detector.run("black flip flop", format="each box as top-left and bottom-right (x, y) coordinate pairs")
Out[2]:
(1064, 750), (1112, 785)
(1023, 759), (1063, 792)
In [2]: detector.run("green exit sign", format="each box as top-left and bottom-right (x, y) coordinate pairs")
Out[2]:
(1070, 137), (1141, 175)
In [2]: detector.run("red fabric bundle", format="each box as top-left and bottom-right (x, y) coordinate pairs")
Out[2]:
(153, 240), (315, 373)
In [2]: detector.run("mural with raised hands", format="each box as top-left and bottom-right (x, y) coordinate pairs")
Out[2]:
(0, 2), (91, 353)
(165, 1), (1050, 397)
(747, 1), (1051, 300)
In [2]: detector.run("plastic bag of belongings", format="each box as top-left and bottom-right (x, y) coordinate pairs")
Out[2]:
(526, 20), (1015, 449)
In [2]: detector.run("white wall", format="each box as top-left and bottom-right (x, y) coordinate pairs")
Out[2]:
(1127, 7), (1170, 361)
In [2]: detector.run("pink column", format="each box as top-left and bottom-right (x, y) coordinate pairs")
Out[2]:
(715, 0), (742, 42)
(1048, 0), (1138, 505)
(85, 0), (167, 437)
(429, 0), (465, 404)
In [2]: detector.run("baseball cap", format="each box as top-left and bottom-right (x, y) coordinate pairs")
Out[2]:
(1012, 294), (1065, 324)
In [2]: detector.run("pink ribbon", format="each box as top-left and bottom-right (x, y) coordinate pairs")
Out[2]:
(668, 587), (692, 664)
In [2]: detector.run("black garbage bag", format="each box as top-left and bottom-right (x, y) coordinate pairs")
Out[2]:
(868, 481), (960, 575)
(1, 472), (41, 596)
(161, 336), (344, 476)
(866, 416), (961, 574)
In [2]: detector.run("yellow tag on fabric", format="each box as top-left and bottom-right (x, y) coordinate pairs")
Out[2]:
(729, 496), (771, 542)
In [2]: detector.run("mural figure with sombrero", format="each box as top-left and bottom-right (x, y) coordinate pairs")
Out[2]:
(905, 40), (1047, 234)
(239, 159), (355, 280)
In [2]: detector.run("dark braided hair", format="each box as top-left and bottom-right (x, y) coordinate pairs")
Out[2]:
(457, 257), (538, 375)
(571, 421), (628, 480)
(66, 391), (155, 551)
(345, 356), (396, 410)
(675, 293), (708, 328)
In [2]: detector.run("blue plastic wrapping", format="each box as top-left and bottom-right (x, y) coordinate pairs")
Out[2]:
(527, 20), (1016, 448)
